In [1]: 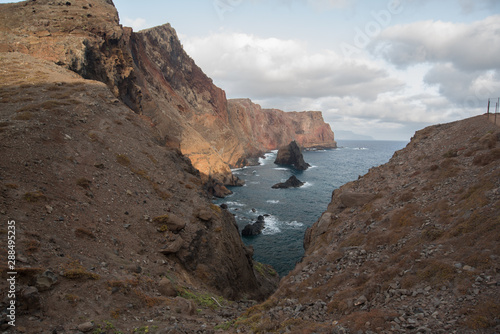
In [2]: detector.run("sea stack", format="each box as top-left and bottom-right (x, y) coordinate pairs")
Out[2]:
(272, 175), (305, 189)
(241, 216), (266, 236)
(274, 141), (310, 170)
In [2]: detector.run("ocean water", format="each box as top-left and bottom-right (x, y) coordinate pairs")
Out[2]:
(214, 140), (408, 277)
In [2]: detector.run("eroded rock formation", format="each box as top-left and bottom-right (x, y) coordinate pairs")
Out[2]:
(242, 215), (266, 236)
(272, 175), (305, 189)
(275, 140), (311, 170)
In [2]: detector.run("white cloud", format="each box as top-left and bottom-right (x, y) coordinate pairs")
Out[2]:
(370, 15), (500, 71)
(424, 64), (500, 109)
(184, 32), (403, 102)
(182, 14), (500, 140)
(122, 17), (147, 32)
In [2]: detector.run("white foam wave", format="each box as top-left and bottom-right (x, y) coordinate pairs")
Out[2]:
(261, 215), (281, 235)
(287, 220), (304, 228)
(258, 151), (278, 165)
(225, 201), (245, 207)
(266, 200), (280, 204)
(301, 182), (313, 188)
(273, 168), (289, 171)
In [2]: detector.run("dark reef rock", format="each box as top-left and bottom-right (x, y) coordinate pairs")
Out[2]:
(274, 141), (310, 170)
(242, 216), (266, 236)
(272, 175), (305, 189)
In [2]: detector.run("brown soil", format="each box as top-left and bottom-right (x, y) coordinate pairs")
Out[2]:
(0, 52), (277, 334)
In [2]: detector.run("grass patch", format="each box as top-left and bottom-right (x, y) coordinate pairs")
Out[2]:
(13, 111), (33, 120)
(24, 190), (46, 202)
(133, 289), (164, 308)
(417, 260), (455, 285)
(210, 203), (222, 216)
(341, 308), (398, 332)
(180, 289), (225, 309)
(389, 203), (423, 229)
(254, 261), (277, 277)
(339, 233), (365, 248)
(116, 154), (131, 166)
(463, 298), (500, 330)
(473, 148), (500, 166)
(62, 260), (100, 280)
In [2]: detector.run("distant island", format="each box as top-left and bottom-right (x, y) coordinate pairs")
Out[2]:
(334, 130), (375, 141)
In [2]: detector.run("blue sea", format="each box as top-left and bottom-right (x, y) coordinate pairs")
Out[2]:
(214, 140), (408, 277)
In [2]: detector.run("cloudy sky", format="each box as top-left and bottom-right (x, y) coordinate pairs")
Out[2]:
(3, 0), (499, 140)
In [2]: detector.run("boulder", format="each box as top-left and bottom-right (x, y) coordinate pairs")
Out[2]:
(152, 214), (186, 233)
(36, 270), (58, 291)
(197, 209), (212, 222)
(77, 322), (94, 333)
(274, 140), (310, 171)
(272, 175), (305, 189)
(174, 297), (197, 316)
(158, 277), (177, 297)
(18, 286), (41, 312)
(242, 216), (266, 236)
(159, 235), (184, 255)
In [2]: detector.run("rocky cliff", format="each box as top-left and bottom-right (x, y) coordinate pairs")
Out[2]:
(227, 98), (336, 154)
(236, 115), (500, 333)
(0, 1), (285, 332)
(0, 0), (335, 194)
(129, 27), (336, 191)
(0, 51), (281, 333)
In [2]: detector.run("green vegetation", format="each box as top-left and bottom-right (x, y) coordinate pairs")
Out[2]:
(180, 288), (225, 309)
(254, 261), (277, 277)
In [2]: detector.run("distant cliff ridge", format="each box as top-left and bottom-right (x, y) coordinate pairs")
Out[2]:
(227, 98), (336, 153)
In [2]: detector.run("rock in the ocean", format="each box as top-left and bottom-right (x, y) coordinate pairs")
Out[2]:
(242, 216), (266, 236)
(272, 175), (305, 189)
(274, 141), (310, 170)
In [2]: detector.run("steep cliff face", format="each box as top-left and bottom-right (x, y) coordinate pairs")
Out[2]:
(227, 98), (337, 153)
(129, 26), (336, 186)
(238, 115), (500, 333)
(0, 0), (335, 189)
